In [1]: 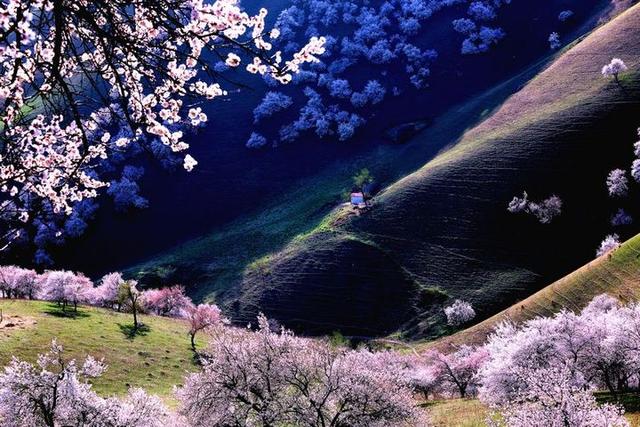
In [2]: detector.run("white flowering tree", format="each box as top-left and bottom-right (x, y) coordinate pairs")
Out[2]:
(0, 0), (324, 250)
(0, 340), (170, 426)
(602, 58), (628, 83)
(444, 299), (476, 326)
(596, 234), (621, 257)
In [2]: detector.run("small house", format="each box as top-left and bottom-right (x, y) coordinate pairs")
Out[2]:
(350, 192), (365, 206)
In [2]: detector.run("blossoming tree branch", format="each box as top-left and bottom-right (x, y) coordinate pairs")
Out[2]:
(0, 0), (325, 249)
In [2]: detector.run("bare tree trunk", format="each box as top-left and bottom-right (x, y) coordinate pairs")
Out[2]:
(132, 301), (139, 331)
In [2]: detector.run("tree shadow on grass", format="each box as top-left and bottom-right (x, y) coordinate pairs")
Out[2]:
(118, 323), (151, 340)
(43, 304), (90, 319)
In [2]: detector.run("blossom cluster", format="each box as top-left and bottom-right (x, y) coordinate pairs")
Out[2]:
(479, 294), (640, 426)
(507, 191), (562, 224)
(245, 0), (514, 147)
(0, 340), (173, 426)
(0, 266), (217, 323)
(178, 313), (428, 426)
(0, 0), (324, 252)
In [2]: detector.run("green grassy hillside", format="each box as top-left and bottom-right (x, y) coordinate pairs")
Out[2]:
(227, 4), (640, 338)
(0, 300), (200, 400)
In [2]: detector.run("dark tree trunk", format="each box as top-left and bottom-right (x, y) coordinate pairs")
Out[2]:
(132, 304), (138, 330)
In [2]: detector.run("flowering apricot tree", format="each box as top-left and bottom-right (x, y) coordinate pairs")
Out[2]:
(0, 340), (170, 426)
(178, 314), (426, 426)
(0, 0), (324, 250)
(186, 303), (225, 350)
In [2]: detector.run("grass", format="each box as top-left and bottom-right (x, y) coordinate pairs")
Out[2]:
(0, 299), (202, 401)
(426, 399), (489, 427)
(426, 394), (640, 426)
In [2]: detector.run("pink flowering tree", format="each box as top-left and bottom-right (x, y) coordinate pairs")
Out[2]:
(606, 169), (629, 197)
(143, 285), (193, 318)
(186, 303), (224, 351)
(407, 364), (441, 401)
(39, 270), (92, 312)
(0, 340), (170, 426)
(91, 272), (125, 310)
(0, 266), (39, 299)
(177, 314), (427, 426)
(487, 364), (629, 427)
(0, 0), (325, 250)
(444, 299), (476, 326)
(424, 345), (488, 398)
(63, 275), (93, 312)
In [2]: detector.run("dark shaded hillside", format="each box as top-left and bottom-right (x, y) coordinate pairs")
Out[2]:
(427, 232), (640, 352)
(228, 4), (640, 338)
(233, 235), (432, 335)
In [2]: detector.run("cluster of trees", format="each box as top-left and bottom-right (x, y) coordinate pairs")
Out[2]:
(479, 294), (640, 425)
(0, 340), (171, 427)
(246, 0), (516, 147)
(410, 294), (640, 425)
(0, 267), (223, 349)
(507, 191), (563, 224)
(3, 273), (640, 426)
(0, 316), (428, 426)
(179, 314), (428, 426)
(0, 0), (324, 264)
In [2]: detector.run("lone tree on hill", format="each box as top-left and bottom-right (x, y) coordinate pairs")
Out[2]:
(118, 280), (143, 332)
(602, 58), (628, 83)
(187, 303), (225, 351)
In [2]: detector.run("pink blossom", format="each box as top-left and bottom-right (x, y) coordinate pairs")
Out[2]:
(142, 285), (193, 318)
(177, 314), (426, 426)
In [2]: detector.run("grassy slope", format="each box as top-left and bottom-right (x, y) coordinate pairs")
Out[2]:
(228, 4), (640, 338)
(0, 300), (201, 400)
(427, 232), (640, 351)
(426, 395), (640, 427)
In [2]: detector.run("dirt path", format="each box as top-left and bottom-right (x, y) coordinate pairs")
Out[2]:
(0, 314), (37, 339)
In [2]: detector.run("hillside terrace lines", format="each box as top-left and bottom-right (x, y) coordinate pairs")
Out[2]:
(428, 233), (640, 352)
